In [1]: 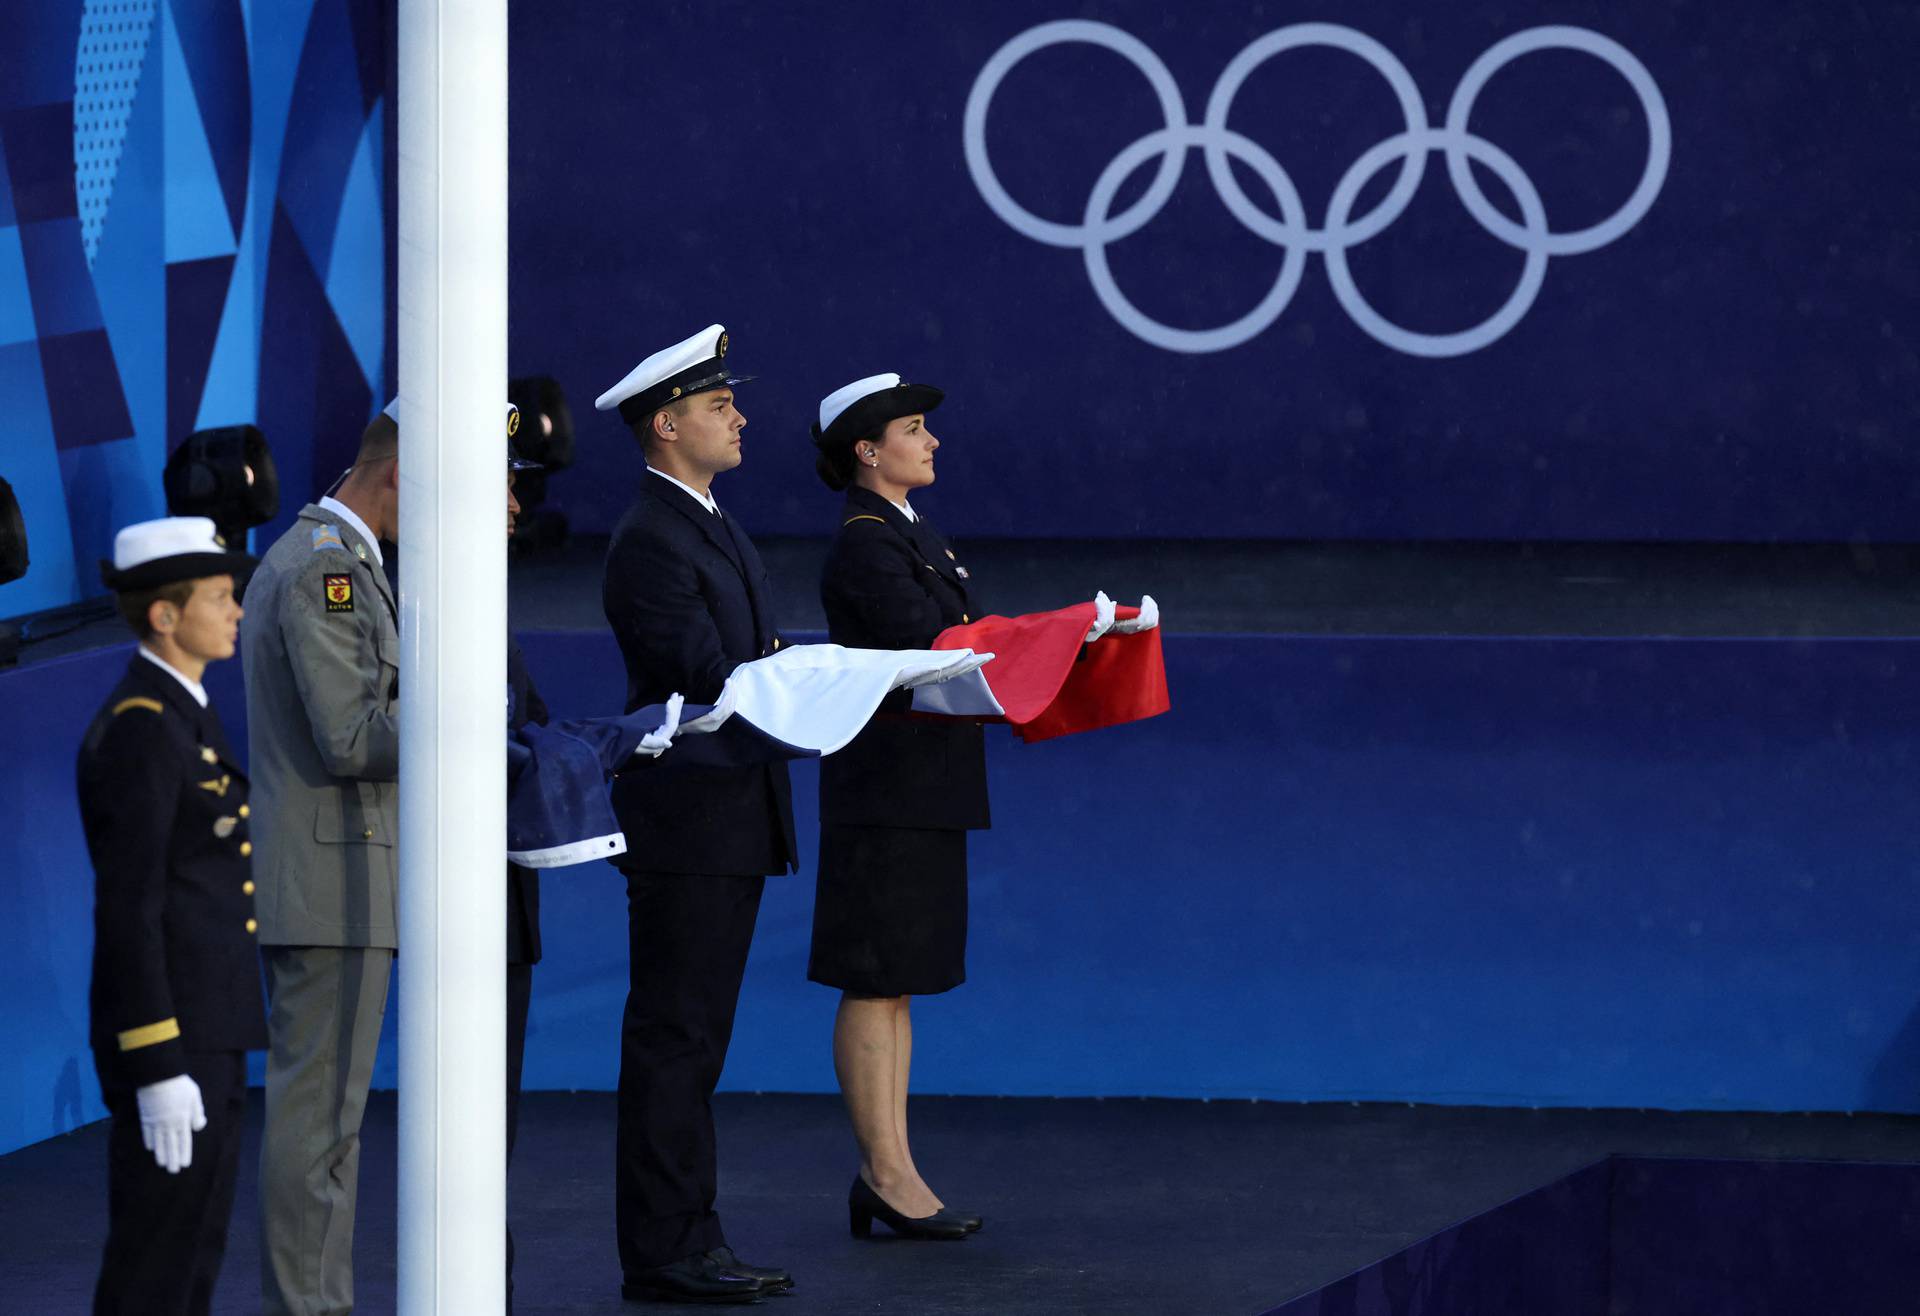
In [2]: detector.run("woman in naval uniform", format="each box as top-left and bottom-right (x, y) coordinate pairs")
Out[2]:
(810, 373), (986, 1242)
(78, 516), (266, 1315)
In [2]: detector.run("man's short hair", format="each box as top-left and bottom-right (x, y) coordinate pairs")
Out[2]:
(357, 413), (399, 464)
(634, 397), (691, 450)
(114, 578), (199, 639)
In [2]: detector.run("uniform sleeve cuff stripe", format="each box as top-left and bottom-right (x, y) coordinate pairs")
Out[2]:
(117, 1018), (181, 1051)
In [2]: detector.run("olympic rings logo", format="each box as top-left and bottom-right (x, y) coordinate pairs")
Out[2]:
(962, 21), (1671, 357)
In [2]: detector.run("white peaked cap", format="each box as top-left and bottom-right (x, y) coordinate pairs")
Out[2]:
(595, 323), (736, 415)
(113, 516), (225, 571)
(818, 373), (901, 434)
(102, 515), (255, 590)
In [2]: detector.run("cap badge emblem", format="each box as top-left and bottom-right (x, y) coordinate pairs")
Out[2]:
(214, 533), (227, 548)
(717, 332), (728, 356)
(507, 410), (521, 438)
(670, 386), (682, 398)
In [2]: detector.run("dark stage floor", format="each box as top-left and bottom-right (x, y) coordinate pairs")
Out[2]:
(5, 1093), (1918, 1314)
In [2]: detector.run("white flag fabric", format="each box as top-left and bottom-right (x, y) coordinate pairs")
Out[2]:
(683, 643), (995, 754)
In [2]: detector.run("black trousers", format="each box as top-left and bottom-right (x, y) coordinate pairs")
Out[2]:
(505, 959), (532, 1313)
(94, 1051), (247, 1316)
(615, 870), (766, 1274)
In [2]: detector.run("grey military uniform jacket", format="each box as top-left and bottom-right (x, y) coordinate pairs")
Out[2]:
(241, 503), (400, 948)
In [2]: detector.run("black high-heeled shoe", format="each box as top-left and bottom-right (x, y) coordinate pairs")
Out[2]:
(847, 1175), (969, 1240)
(935, 1208), (984, 1233)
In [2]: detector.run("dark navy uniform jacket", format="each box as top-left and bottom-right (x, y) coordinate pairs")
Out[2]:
(77, 655), (268, 1088)
(819, 486), (990, 832)
(602, 472), (796, 875)
(507, 639), (544, 964)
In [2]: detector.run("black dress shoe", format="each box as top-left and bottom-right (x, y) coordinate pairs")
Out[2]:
(935, 1208), (984, 1233)
(706, 1247), (792, 1294)
(621, 1252), (764, 1305)
(848, 1174), (969, 1240)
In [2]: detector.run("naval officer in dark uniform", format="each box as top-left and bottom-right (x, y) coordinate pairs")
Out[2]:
(78, 516), (267, 1315)
(503, 405), (547, 1313)
(594, 324), (795, 1304)
(810, 374), (987, 1241)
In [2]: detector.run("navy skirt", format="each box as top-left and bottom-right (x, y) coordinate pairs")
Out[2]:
(808, 824), (968, 997)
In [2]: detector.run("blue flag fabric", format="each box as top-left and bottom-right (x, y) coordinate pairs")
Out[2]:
(505, 702), (830, 868)
(504, 644), (994, 868)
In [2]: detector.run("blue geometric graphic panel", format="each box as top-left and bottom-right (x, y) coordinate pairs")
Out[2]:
(166, 254), (234, 447)
(160, 0), (236, 264)
(39, 329), (134, 449)
(0, 0), (389, 617)
(165, 0), (250, 238)
(258, 200), (372, 548)
(194, 227), (258, 428)
(74, 0), (160, 264)
(0, 226), (35, 345)
(325, 98), (382, 397)
(89, 29), (164, 473)
(17, 217), (104, 338)
(1, 3), (86, 114)
(0, 340), (79, 617)
(277, 0), (373, 277)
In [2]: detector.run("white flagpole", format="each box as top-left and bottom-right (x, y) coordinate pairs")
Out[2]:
(396, 0), (508, 1311)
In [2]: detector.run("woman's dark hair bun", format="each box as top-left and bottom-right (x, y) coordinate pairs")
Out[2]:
(813, 420), (856, 491)
(816, 447), (853, 492)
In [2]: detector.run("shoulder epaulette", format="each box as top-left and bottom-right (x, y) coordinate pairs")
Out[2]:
(111, 697), (165, 717)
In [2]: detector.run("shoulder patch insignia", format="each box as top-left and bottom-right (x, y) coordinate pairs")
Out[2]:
(324, 574), (354, 613)
(111, 696), (165, 717)
(312, 525), (347, 554)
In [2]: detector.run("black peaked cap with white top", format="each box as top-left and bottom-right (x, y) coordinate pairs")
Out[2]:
(101, 516), (257, 591)
(811, 372), (944, 450)
(595, 324), (753, 428)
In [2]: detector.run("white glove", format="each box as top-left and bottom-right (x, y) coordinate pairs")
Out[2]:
(897, 649), (995, 689)
(1109, 594), (1160, 634)
(675, 682), (737, 737)
(135, 1073), (206, 1174)
(1085, 591), (1118, 643)
(632, 693), (685, 759)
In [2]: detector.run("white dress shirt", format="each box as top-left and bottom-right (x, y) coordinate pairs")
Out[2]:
(138, 645), (208, 708)
(319, 495), (385, 566)
(648, 467), (720, 516)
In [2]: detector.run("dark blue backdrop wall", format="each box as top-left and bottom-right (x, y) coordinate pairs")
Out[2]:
(8, 630), (1919, 1155)
(508, 0), (1920, 542)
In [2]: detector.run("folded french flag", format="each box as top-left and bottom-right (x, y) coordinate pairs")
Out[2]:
(912, 594), (1169, 743)
(507, 644), (995, 867)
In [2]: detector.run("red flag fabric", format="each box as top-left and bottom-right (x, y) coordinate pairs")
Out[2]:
(930, 601), (1170, 743)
